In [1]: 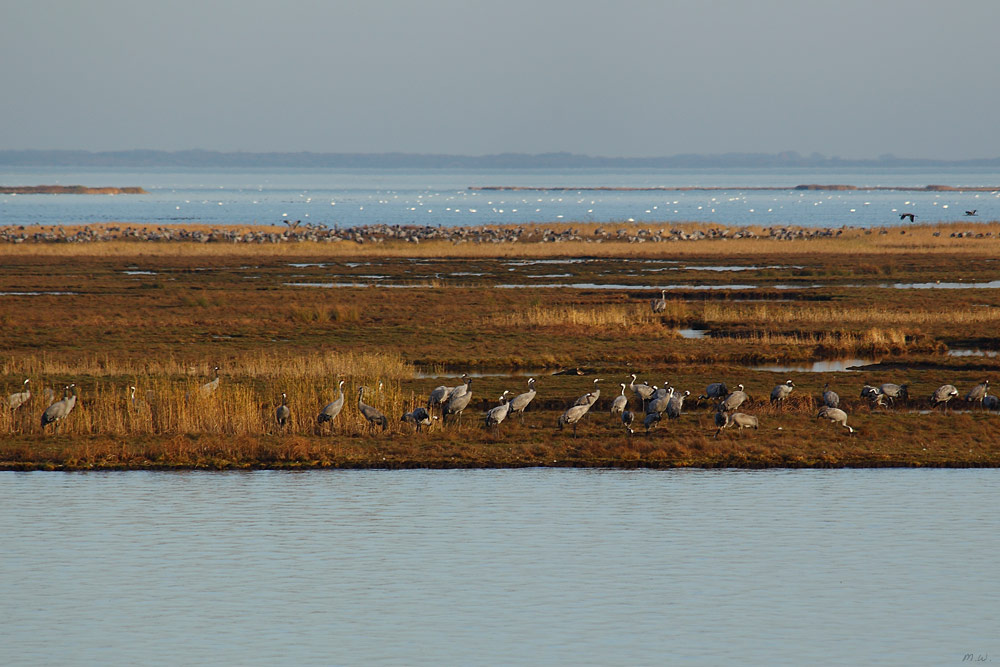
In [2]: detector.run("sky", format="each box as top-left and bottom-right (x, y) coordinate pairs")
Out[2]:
(1, 0), (997, 159)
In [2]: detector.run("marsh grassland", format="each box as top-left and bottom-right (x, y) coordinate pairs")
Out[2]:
(2, 221), (999, 469)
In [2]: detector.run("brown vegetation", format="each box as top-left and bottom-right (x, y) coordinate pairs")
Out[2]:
(0, 185), (146, 194)
(1, 222), (999, 469)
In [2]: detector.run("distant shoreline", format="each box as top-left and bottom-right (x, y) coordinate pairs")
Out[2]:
(0, 185), (146, 195)
(470, 184), (1000, 192)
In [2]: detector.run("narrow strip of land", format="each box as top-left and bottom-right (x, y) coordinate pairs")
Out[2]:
(470, 184), (1000, 192)
(0, 185), (146, 195)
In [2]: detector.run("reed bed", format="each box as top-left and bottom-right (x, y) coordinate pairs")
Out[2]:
(484, 302), (686, 331)
(701, 303), (1000, 327)
(0, 375), (413, 438)
(0, 349), (412, 381)
(708, 328), (909, 351)
(0, 349), (420, 437)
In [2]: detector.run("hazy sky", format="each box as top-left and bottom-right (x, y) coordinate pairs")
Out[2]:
(2, 0), (997, 159)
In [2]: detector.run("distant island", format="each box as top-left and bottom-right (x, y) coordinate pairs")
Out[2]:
(0, 185), (146, 195)
(471, 184), (1000, 192)
(2, 149), (1000, 169)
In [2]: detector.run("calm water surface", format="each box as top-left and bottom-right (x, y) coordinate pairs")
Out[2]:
(2, 166), (998, 227)
(1, 468), (997, 666)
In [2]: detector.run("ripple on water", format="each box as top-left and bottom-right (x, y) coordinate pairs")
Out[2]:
(0, 469), (996, 665)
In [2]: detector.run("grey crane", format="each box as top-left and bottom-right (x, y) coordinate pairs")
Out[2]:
(621, 408), (635, 434)
(628, 374), (656, 409)
(401, 406), (435, 432)
(714, 411), (758, 438)
(651, 382), (673, 400)
(573, 378), (602, 407)
(879, 383), (908, 405)
(817, 405), (854, 433)
(484, 391), (512, 430)
(643, 410), (661, 433)
(317, 380), (346, 428)
(127, 385), (150, 415)
(41, 384), (77, 430)
(447, 375), (473, 402)
(611, 383), (628, 417)
(443, 378), (474, 423)
(719, 384), (748, 412)
(821, 383), (840, 409)
(43, 387), (56, 406)
(965, 379), (989, 406)
(861, 384), (886, 407)
(983, 395), (999, 411)
(7, 379), (30, 410)
(557, 395), (593, 436)
(650, 289), (667, 313)
(698, 382), (728, 402)
(276, 393), (290, 428)
(357, 386), (389, 431)
(646, 387), (673, 416)
(930, 384), (959, 410)
(507, 378), (537, 423)
(713, 409), (728, 436)
(770, 379), (795, 404)
(427, 373), (468, 414)
(199, 366), (221, 395)
(666, 390), (690, 419)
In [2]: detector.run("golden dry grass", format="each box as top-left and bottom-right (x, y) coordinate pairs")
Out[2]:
(0, 373), (412, 438)
(701, 303), (1000, 327)
(1, 350), (412, 381)
(708, 328), (908, 349)
(484, 302), (687, 332)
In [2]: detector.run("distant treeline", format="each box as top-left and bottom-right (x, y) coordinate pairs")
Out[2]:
(3, 150), (1000, 169)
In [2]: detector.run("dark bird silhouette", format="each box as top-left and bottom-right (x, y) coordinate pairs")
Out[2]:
(275, 393), (290, 428)
(401, 406), (435, 432)
(965, 210), (978, 216)
(900, 213), (916, 222)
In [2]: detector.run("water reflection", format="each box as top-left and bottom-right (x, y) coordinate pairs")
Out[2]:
(751, 358), (879, 372)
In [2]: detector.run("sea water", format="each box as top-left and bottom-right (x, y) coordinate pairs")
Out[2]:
(1, 166), (998, 228)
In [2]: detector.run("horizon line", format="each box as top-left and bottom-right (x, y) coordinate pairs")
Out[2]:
(2, 149), (999, 167)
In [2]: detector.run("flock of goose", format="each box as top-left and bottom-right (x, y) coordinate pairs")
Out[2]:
(3, 221), (996, 246)
(6, 372), (992, 438)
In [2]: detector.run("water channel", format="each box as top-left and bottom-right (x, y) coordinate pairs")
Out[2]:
(1, 468), (996, 665)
